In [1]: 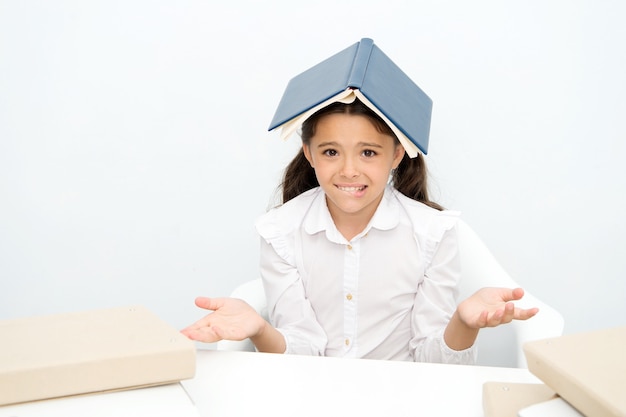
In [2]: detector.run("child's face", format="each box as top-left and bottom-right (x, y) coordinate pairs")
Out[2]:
(303, 113), (404, 230)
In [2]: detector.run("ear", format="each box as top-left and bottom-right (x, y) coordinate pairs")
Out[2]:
(302, 144), (314, 167)
(392, 144), (405, 169)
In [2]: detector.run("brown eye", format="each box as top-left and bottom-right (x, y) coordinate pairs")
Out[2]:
(362, 149), (377, 157)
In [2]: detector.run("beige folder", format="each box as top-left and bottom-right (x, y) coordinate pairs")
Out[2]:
(0, 305), (196, 406)
(523, 326), (626, 417)
(482, 381), (558, 417)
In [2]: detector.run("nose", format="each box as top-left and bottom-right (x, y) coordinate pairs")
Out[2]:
(339, 156), (360, 178)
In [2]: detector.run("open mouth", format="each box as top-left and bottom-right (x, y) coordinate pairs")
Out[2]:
(336, 185), (367, 192)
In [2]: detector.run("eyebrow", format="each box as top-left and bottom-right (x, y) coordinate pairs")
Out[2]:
(316, 141), (384, 148)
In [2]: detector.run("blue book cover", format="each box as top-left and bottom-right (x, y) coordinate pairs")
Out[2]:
(268, 38), (432, 156)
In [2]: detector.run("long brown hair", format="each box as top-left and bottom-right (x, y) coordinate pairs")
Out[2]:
(280, 99), (442, 210)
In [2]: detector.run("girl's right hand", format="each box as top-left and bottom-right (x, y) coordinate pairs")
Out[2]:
(180, 297), (266, 343)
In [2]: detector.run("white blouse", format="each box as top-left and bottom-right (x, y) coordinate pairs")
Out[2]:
(255, 185), (476, 364)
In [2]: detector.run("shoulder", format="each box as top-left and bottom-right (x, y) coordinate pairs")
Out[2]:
(255, 187), (323, 264)
(391, 188), (460, 243)
(255, 187), (321, 240)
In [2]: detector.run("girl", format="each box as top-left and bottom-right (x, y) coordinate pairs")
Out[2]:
(182, 99), (538, 363)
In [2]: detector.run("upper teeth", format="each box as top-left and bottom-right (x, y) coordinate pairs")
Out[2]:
(339, 186), (364, 191)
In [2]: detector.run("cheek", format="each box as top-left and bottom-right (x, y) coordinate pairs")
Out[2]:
(311, 161), (329, 178)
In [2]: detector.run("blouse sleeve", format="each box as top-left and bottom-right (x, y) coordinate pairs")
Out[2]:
(409, 213), (477, 364)
(256, 211), (328, 356)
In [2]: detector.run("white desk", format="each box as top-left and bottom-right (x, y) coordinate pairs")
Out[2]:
(0, 383), (200, 417)
(183, 350), (541, 417)
(0, 350), (541, 417)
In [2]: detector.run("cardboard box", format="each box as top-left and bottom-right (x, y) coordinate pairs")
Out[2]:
(0, 305), (196, 406)
(523, 326), (626, 417)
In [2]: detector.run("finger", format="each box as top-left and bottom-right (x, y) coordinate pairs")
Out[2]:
(498, 287), (524, 302)
(180, 327), (221, 343)
(476, 310), (490, 328)
(180, 315), (213, 334)
(488, 308), (505, 326)
(513, 307), (540, 321)
(180, 327), (198, 339)
(194, 297), (226, 311)
(482, 303), (512, 327)
(497, 302), (516, 325)
(511, 287), (525, 300)
(180, 325), (197, 335)
(212, 325), (247, 341)
(180, 311), (216, 332)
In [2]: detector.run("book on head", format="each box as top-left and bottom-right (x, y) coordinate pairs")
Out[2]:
(268, 38), (432, 158)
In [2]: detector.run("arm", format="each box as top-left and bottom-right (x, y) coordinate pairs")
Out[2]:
(411, 222), (476, 363)
(180, 296), (286, 353)
(182, 239), (328, 355)
(259, 238), (328, 355)
(412, 219), (539, 361)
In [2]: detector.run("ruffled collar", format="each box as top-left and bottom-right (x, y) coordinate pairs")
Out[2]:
(303, 185), (400, 244)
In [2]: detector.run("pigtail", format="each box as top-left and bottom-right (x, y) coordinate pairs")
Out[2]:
(281, 148), (318, 203)
(392, 153), (444, 211)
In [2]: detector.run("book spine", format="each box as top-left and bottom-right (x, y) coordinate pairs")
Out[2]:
(346, 38), (374, 89)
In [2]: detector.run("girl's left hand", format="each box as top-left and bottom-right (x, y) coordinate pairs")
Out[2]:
(457, 287), (539, 329)
(181, 297), (266, 343)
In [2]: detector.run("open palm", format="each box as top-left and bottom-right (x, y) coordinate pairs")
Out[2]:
(457, 287), (539, 329)
(181, 297), (265, 343)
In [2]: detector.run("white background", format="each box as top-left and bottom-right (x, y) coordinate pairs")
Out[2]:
(1, 1), (625, 342)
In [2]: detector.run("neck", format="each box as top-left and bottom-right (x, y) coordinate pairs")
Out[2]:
(326, 195), (383, 242)
(335, 219), (368, 242)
